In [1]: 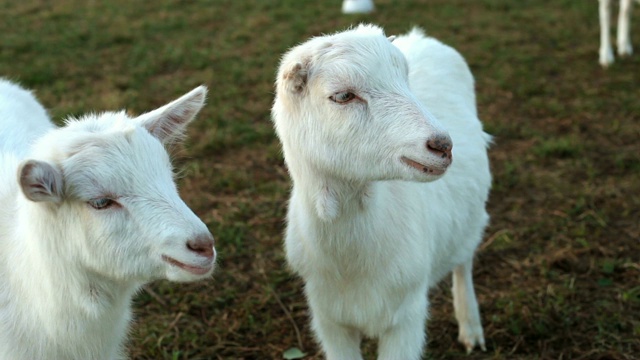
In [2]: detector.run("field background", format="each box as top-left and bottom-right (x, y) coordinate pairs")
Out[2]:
(1, 0), (638, 359)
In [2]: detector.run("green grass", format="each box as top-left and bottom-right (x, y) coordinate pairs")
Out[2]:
(1, 0), (639, 359)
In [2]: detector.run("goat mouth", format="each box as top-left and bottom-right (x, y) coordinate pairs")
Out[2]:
(162, 255), (212, 276)
(401, 156), (445, 176)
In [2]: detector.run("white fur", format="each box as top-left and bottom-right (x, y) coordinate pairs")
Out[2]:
(342, 0), (375, 14)
(0, 79), (53, 157)
(599, 0), (638, 67)
(272, 25), (491, 359)
(0, 79), (216, 360)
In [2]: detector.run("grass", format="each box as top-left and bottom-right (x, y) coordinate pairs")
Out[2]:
(1, 0), (639, 359)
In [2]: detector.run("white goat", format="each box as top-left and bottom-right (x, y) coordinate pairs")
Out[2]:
(271, 25), (491, 359)
(599, 0), (638, 67)
(342, 0), (375, 14)
(0, 79), (216, 360)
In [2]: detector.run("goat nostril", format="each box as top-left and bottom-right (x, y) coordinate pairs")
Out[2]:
(426, 137), (452, 159)
(186, 235), (215, 259)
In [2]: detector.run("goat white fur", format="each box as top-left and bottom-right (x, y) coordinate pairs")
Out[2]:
(0, 79), (216, 360)
(272, 25), (491, 359)
(599, 0), (637, 67)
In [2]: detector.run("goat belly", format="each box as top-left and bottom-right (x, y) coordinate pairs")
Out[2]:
(303, 262), (429, 338)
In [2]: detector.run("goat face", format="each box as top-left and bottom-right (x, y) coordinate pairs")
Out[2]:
(273, 25), (452, 183)
(18, 87), (216, 283)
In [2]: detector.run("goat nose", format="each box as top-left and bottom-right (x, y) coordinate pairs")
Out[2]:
(186, 234), (215, 259)
(426, 135), (453, 161)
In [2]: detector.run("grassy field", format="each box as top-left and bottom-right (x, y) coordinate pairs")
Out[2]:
(1, 0), (639, 359)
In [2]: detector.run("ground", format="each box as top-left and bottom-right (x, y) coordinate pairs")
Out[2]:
(0, 0), (638, 359)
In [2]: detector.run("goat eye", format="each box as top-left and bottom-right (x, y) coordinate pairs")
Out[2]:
(330, 92), (356, 104)
(88, 198), (115, 210)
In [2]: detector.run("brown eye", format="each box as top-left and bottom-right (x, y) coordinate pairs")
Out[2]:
(88, 198), (116, 210)
(330, 92), (357, 104)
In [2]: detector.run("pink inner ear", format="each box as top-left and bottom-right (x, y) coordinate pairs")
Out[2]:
(162, 112), (186, 134)
(19, 160), (63, 203)
(28, 183), (49, 193)
(137, 86), (206, 143)
(150, 110), (189, 142)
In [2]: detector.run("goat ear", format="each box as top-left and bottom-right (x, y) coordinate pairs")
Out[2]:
(387, 35), (397, 43)
(134, 86), (207, 145)
(281, 62), (309, 94)
(19, 160), (63, 203)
